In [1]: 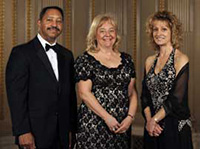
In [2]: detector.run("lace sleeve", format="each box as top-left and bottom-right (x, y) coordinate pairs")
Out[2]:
(163, 63), (191, 119)
(129, 58), (136, 78)
(124, 53), (136, 78)
(74, 54), (93, 83)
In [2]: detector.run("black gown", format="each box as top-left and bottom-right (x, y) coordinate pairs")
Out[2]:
(141, 49), (193, 149)
(74, 52), (136, 149)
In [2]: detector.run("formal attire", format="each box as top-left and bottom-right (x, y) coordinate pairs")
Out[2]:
(6, 35), (77, 149)
(74, 52), (135, 149)
(141, 49), (193, 149)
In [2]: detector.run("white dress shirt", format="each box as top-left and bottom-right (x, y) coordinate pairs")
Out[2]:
(37, 34), (59, 81)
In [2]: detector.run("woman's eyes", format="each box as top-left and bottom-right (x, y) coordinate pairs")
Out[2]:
(99, 29), (115, 33)
(162, 28), (168, 31)
(99, 30), (105, 33)
(153, 27), (168, 32)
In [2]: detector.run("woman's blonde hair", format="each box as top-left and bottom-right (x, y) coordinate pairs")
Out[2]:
(146, 11), (183, 51)
(86, 14), (121, 52)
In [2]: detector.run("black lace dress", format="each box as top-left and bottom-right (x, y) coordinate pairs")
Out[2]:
(141, 49), (193, 149)
(74, 52), (136, 149)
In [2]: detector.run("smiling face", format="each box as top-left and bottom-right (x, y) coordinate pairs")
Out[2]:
(96, 21), (117, 50)
(37, 9), (63, 44)
(152, 20), (172, 47)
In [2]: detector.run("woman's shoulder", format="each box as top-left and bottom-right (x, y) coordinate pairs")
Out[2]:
(74, 51), (95, 72)
(121, 51), (130, 56)
(75, 51), (91, 62)
(175, 49), (189, 64)
(174, 49), (189, 74)
(120, 52), (134, 62)
(120, 52), (136, 66)
(146, 54), (157, 64)
(145, 54), (157, 72)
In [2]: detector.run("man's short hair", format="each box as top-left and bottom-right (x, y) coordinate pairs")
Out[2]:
(39, 6), (64, 21)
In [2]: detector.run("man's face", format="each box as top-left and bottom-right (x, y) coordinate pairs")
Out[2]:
(37, 9), (63, 44)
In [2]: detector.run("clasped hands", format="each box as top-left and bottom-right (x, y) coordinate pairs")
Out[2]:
(146, 118), (163, 137)
(104, 115), (133, 134)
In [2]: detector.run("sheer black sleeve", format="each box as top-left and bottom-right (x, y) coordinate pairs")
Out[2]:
(141, 70), (152, 118)
(163, 63), (191, 119)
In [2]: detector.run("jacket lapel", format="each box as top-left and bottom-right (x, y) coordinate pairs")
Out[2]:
(33, 37), (58, 82)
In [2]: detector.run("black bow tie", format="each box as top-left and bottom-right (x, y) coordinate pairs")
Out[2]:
(45, 44), (57, 53)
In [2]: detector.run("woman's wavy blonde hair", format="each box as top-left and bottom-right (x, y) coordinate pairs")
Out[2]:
(86, 14), (121, 52)
(146, 11), (183, 51)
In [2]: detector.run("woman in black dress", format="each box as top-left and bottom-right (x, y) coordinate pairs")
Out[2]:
(74, 14), (138, 149)
(141, 11), (193, 149)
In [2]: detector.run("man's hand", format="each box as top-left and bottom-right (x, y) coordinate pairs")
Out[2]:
(19, 132), (35, 149)
(69, 132), (72, 149)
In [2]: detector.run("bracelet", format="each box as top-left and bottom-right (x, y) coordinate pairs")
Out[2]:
(128, 114), (134, 119)
(154, 117), (159, 123)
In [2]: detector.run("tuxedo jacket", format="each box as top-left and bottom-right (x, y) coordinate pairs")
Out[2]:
(6, 36), (77, 148)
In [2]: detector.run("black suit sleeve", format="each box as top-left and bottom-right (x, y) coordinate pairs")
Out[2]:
(6, 47), (31, 136)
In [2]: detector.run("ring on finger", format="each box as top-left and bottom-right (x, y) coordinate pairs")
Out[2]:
(112, 128), (115, 131)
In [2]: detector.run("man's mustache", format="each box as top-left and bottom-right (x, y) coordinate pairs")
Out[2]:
(47, 26), (60, 31)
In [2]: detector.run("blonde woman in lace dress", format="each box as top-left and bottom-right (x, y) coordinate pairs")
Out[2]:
(74, 14), (138, 149)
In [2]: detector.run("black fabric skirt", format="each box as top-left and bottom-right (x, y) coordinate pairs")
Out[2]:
(143, 117), (193, 149)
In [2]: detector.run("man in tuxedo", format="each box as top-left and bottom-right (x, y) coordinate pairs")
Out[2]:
(6, 6), (77, 149)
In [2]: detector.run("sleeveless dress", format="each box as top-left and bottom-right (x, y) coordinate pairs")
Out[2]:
(143, 49), (193, 149)
(74, 52), (136, 149)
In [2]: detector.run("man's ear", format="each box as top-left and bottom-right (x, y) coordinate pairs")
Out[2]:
(37, 20), (41, 27)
